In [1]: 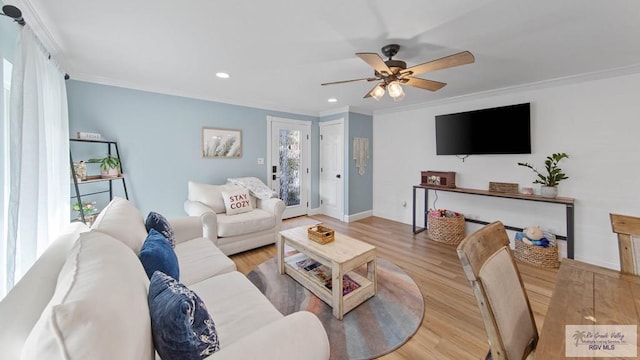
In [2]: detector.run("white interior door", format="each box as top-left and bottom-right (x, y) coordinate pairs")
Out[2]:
(319, 119), (344, 220)
(267, 117), (310, 219)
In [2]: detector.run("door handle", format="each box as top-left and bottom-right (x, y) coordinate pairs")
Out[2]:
(336, 174), (341, 179)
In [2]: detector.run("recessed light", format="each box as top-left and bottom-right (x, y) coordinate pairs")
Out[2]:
(328, 98), (337, 103)
(216, 72), (230, 79)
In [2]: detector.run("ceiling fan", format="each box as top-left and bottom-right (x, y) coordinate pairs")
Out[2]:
(321, 44), (475, 101)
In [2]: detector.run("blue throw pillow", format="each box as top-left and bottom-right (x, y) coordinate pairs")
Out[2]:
(145, 211), (176, 248)
(148, 271), (220, 359)
(139, 229), (179, 281)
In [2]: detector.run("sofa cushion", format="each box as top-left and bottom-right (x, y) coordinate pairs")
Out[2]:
(221, 188), (254, 215)
(21, 231), (153, 360)
(145, 211), (176, 247)
(217, 209), (276, 237)
(139, 229), (180, 280)
(173, 237), (236, 286)
(189, 271), (283, 347)
(148, 271), (220, 359)
(91, 197), (147, 252)
(188, 182), (232, 214)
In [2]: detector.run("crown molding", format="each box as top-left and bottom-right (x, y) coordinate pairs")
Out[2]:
(318, 106), (372, 118)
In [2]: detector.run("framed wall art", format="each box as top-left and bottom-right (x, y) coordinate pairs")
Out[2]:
(202, 127), (242, 158)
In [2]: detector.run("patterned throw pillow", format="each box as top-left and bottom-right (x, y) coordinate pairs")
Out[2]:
(145, 211), (176, 248)
(221, 189), (254, 215)
(148, 272), (220, 359)
(138, 229), (180, 281)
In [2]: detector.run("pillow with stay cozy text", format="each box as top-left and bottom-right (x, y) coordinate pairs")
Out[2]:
(145, 211), (176, 248)
(138, 229), (179, 281)
(148, 271), (220, 359)
(221, 189), (253, 215)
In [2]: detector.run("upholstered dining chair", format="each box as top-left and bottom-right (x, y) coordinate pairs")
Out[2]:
(610, 213), (640, 275)
(457, 221), (537, 360)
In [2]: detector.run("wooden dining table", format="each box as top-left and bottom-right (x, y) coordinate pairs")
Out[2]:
(535, 259), (640, 359)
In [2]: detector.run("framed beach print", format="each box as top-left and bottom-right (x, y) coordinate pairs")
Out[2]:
(202, 127), (242, 158)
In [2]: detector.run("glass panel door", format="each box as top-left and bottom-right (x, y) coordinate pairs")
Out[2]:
(278, 129), (301, 207)
(268, 117), (309, 219)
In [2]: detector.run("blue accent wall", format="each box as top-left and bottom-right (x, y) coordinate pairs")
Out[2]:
(67, 80), (318, 217)
(347, 112), (373, 215)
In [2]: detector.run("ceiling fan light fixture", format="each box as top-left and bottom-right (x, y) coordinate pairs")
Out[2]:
(387, 81), (404, 100)
(371, 84), (385, 101)
(393, 90), (405, 102)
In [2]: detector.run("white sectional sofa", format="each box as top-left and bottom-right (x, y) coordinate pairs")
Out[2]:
(184, 180), (286, 255)
(0, 197), (329, 360)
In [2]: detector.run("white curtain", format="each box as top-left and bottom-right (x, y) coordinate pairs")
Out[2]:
(3, 26), (69, 297)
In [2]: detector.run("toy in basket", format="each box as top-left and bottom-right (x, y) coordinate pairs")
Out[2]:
(513, 226), (559, 268)
(307, 225), (335, 244)
(427, 209), (466, 245)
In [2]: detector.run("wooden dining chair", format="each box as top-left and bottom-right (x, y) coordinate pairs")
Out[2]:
(610, 213), (640, 275)
(457, 221), (537, 360)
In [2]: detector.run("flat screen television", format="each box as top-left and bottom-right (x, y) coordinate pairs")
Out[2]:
(435, 103), (531, 155)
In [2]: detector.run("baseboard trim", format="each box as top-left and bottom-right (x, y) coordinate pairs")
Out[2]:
(344, 210), (373, 223)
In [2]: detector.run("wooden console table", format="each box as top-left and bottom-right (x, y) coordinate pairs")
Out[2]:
(412, 185), (576, 259)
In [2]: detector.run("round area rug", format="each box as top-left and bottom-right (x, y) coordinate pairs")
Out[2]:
(248, 257), (424, 360)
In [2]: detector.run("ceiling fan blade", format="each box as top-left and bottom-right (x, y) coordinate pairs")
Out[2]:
(403, 77), (447, 91)
(402, 51), (475, 76)
(321, 77), (378, 86)
(356, 53), (392, 75)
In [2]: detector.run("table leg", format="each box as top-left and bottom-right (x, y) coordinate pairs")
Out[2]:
(332, 261), (344, 320)
(412, 186), (417, 233)
(367, 257), (377, 294)
(567, 204), (574, 259)
(277, 234), (285, 274)
(413, 186), (429, 234)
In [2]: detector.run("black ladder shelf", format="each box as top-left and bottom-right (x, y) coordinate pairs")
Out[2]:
(70, 138), (129, 224)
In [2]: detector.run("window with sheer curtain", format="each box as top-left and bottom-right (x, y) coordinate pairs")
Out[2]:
(1, 27), (70, 299)
(1, 58), (11, 297)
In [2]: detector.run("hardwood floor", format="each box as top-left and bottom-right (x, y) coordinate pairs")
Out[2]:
(230, 215), (558, 359)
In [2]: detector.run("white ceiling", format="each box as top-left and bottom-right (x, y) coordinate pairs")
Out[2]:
(8, 0), (640, 116)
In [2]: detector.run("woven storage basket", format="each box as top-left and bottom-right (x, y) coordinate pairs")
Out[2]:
(427, 213), (466, 245)
(307, 225), (335, 244)
(513, 232), (559, 268)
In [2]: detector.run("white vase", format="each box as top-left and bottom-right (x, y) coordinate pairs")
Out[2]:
(540, 186), (558, 198)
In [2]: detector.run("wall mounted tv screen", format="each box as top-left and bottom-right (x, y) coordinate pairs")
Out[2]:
(435, 103), (531, 155)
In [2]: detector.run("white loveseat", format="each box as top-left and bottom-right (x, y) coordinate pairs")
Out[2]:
(0, 197), (329, 360)
(184, 180), (286, 255)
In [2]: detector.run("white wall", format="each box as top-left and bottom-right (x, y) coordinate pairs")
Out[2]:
(373, 71), (640, 269)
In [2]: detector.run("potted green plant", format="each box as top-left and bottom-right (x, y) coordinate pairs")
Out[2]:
(87, 155), (121, 178)
(517, 152), (569, 198)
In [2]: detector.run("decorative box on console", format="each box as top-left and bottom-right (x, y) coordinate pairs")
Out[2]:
(421, 171), (456, 188)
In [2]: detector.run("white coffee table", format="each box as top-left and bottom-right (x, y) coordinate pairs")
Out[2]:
(277, 226), (377, 320)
